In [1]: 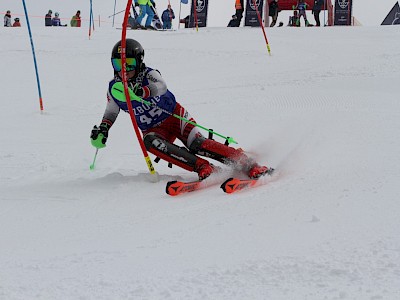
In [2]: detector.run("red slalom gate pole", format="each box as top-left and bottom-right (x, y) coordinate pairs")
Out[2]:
(193, 0), (198, 31)
(120, 0), (158, 180)
(253, 0), (271, 55)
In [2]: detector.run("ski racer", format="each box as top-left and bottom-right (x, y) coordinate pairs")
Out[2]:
(90, 39), (271, 180)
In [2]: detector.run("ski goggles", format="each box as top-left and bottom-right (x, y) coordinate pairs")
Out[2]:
(111, 57), (137, 72)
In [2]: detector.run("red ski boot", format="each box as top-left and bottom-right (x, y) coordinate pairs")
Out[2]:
(195, 160), (220, 181)
(247, 164), (270, 179)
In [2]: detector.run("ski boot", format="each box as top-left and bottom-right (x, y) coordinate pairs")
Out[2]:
(195, 160), (220, 181)
(247, 164), (273, 179)
(189, 137), (272, 179)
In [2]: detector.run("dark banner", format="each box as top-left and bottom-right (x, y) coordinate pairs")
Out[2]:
(244, 0), (264, 27)
(188, 0), (209, 28)
(381, 1), (400, 25)
(334, 0), (353, 25)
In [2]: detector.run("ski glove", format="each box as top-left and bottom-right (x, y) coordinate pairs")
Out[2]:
(90, 123), (109, 149)
(130, 82), (143, 97)
(129, 82), (150, 98)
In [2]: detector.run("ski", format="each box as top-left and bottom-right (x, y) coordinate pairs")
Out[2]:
(166, 173), (226, 196)
(220, 168), (275, 194)
(220, 178), (259, 194)
(166, 179), (204, 196)
(166, 168), (275, 196)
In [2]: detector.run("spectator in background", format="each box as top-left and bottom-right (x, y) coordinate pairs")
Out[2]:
(4, 10), (12, 27)
(136, 0), (155, 29)
(312, 0), (324, 26)
(227, 15), (239, 27)
(13, 18), (21, 27)
(161, 4), (175, 29)
(70, 10), (81, 27)
(269, 0), (280, 27)
(234, 0), (244, 27)
(45, 10), (53, 26)
(52, 12), (67, 26)
(288, 10), (300, 26)
(294, 0), (310, 27)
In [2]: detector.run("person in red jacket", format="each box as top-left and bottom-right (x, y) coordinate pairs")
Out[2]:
(12, 18), (21, 27)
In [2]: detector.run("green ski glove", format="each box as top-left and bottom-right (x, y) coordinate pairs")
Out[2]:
(90, 123), (109, 149)
(130, 82), (145, 97)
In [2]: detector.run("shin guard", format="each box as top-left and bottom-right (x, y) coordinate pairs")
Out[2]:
(144, 134), (209, 172)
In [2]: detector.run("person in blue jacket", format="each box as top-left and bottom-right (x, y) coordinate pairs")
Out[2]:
(161, 4), (175, 29)
(294, 0), (310, 26)
(52, 12), (67, 26)
(90, 39), (271, 180)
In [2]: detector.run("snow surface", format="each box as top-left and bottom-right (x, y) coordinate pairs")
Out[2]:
(1, 25), (400, 299)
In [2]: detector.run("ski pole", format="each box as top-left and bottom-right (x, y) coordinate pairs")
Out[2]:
(111, 82), (238, 144)
(89, 148), (99, 170)
(108, 9), (125, 18)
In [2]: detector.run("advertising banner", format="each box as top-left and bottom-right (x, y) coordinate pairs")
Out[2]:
(188, 0), (209, 28)
(334, 0), (353, 25)
(381, 1), (400, 25)
(245, 0), (264, 27)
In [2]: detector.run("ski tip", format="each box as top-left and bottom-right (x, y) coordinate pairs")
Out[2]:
(220, 178), (236, 194)
(166, 180), (179, 196)
(166, 180), (202, 196)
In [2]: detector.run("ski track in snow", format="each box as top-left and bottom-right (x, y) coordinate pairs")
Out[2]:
(1, 26), (400, 299)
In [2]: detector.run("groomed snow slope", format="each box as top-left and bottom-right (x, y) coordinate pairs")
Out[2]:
(1, 25), (399, 299)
